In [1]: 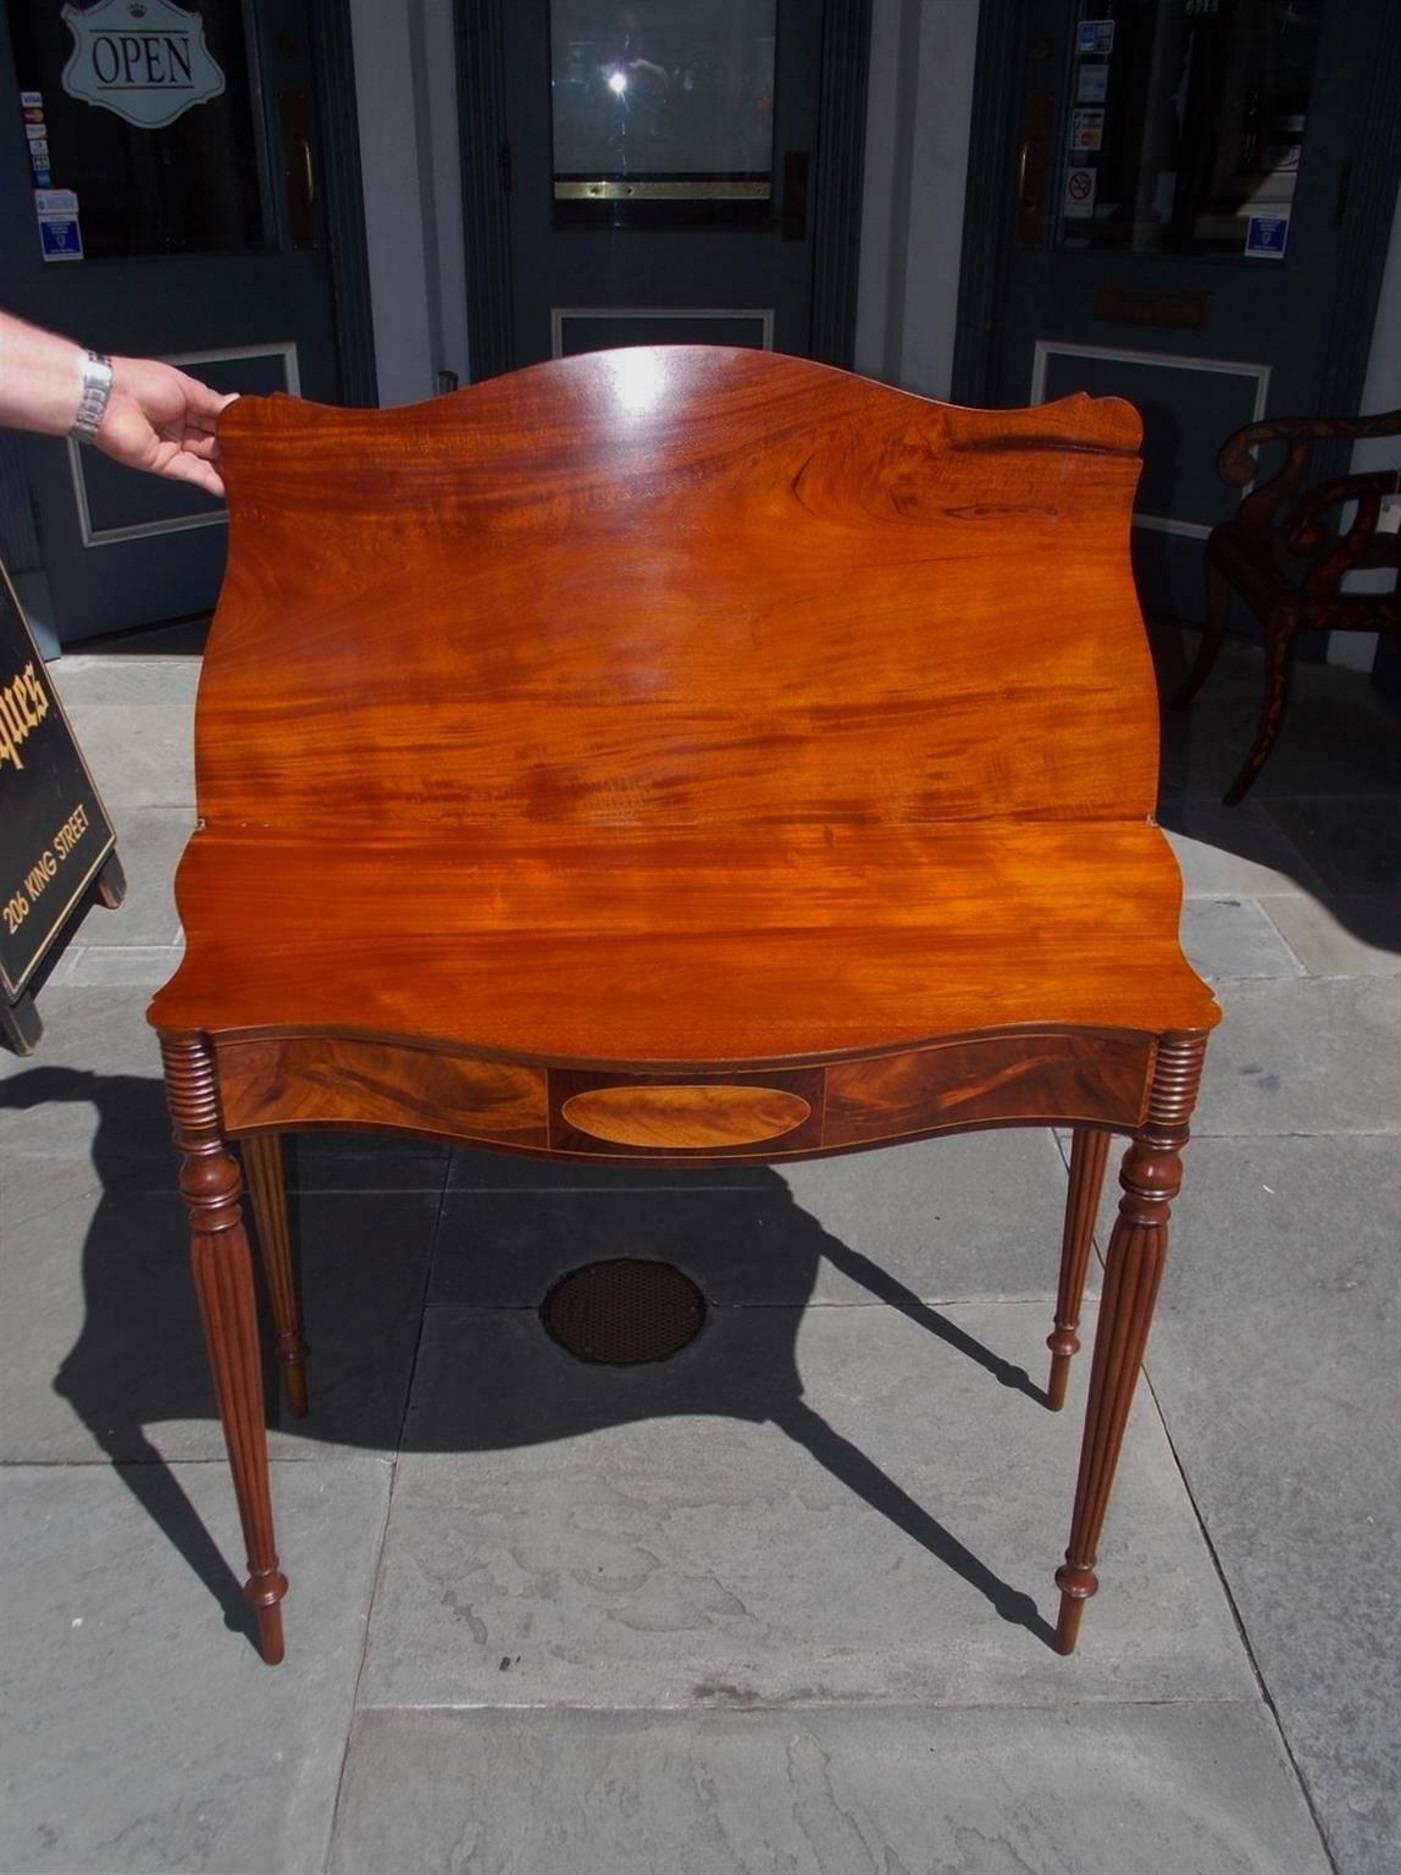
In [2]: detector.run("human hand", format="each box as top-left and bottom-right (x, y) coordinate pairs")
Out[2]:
(95, 357), (237, 499)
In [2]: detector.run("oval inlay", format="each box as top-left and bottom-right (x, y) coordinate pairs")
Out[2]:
(561, 1083), (811, 1150)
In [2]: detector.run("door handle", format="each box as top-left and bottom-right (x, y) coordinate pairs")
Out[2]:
(278, 90), (316, 249)
(782, 151), (809, 242)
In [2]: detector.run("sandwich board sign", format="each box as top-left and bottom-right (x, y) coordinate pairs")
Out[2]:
(0, 561), (125, 1053)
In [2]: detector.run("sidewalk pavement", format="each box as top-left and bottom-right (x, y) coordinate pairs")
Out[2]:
(1, 625), (1397, 1874)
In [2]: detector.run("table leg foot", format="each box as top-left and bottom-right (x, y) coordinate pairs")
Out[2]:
(1053, 1565), (1096, 1654)
(1055, 1035), (1205, 1653)
(162, 1032), (290, 1666)
(249, 1577), (289, 1665)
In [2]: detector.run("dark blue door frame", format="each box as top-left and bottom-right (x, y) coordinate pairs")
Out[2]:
(454, 0), (872, 382)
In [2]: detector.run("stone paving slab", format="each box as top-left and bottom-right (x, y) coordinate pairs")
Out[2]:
(0, 987), (167, 1171)
(0, 1185), (438, 1463)
(431, 1127), (1077, 1310)
(1259, 888), (1401, 978)
(1179, 895), (1305, 981)
(46, 944), (184, 988)
(1161, 799), (1329, 899)
(0, 1457), (390, 1875)
(51, 654), (203, 708)
(1262, 793), (1401, 896)
(1160, 639), (1401, 803)
(1149, 1132), (1401, 1875)
(60, 701), (195, 808)
(329, 1701), (1328, 1875)
(1192, 976), (1401, 1135)
(359, 1300), (1253, 1711)
(74, 804), (194, 949)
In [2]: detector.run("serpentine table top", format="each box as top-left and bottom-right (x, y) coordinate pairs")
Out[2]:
(148, 346), (1218, 1666)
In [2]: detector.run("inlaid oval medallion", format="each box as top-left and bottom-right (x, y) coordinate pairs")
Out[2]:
(561, 1083), (812, 1150)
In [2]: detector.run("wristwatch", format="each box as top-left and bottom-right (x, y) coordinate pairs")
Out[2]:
(70, 350), (113, 443)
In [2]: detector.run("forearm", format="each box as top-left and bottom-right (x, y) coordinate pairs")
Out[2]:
(0, 312), (88, 436)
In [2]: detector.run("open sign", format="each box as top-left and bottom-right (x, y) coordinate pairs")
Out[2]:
(61, 0), (225, 130)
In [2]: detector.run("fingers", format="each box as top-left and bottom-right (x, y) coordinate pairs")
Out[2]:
(173, 369), (238, 423)
(156, 447), (226, 499)
(95, 404), (227, 497)
(162, 424), (222, 463)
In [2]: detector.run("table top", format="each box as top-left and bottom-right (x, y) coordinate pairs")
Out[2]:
(149, 346), (1217, 1064)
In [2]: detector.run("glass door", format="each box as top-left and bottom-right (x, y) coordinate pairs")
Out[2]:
(500, 0), (825, 364)
(0, 0), (341, 644)
(979, 0), (1394, 623)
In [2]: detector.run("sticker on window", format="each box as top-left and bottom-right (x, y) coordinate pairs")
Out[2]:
(1064, 166), (1097, 219)
(1070, 108), (1105, 152)
(1244, 212), (1290, 259)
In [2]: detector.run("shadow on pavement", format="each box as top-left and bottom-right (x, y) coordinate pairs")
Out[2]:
(1, 1065), (1060, 1656)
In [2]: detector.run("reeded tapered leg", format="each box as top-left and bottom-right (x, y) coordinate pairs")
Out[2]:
(1223, 615), (1294, 805)
(1054, 1033), (1206, 1654)
(1171, 553), (1232, 710)
(242, 1134), (309, 1417)
(162, 1033), (288, 1664)
(1046, 1128), (1110, 1412)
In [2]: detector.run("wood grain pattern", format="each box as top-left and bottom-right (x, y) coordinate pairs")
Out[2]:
(1055, 1033), (1205, 1652)
(145, 346), (1222, 1663)
(825, 1032), (1152, 1145)
(189, 351), (1158, 834)
(241, 1133), (308, 1417)
(162, 1034), (287, 1665)
(152, 823), (1214, 1056)
(217, 1036), (547, 1146)
(1047, 1128), (1111, 1412)
(560, 1083), (812, 1149)
(212, 1030), (1149, 1160)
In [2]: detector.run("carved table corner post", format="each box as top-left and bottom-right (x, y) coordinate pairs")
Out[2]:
(1054, 1032), (1207, 1653)
(160, 1033), (288, 1664)
(1047, 1127), (1112, 1412)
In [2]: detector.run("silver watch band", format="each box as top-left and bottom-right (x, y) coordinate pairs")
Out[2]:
(70, 351), (113, 444)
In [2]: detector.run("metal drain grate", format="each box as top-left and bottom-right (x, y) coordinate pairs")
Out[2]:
(541, 1258), (706, 1365)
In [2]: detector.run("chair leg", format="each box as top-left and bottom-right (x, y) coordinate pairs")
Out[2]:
(1054, 1033), (1206, 1655)
(1171, 554), (1232, 710)
(242, 1134), (309, 1418)
(162, 1034), (288, 1665)
(1223, 617), (1294, 805)
(1046, 1128), (1110, 1412)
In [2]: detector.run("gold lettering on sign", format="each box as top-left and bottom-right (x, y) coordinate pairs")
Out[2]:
(0, 661), (51, 773)
(2, 802), (94, 938)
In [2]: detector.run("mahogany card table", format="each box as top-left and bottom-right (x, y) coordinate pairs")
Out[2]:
(148, 347), (1218, 1665)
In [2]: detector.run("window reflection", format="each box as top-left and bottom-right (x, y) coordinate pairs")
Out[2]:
(551, 0), (777, 204)
(1060, 0), (1319, 256)
(3, 0), (265, 257)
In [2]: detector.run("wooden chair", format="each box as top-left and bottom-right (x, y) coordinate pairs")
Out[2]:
(148, 347), (1219, 1667)
(1172, 409), (1401, 803)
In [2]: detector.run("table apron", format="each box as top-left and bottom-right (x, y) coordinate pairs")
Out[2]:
(213, 1028), (1154, 1160)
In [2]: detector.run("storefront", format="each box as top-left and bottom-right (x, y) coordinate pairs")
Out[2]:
(1, 0), (1398, 679)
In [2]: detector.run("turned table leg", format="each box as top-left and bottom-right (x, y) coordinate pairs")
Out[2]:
(162, 1034), (289, 1664)
(242, 1135), (309, 1418)
(1047, 1127), (1110, 1412)
(1054, 1033), (1206, 1654)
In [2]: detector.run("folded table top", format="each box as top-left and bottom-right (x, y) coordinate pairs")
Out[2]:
(148, 346), (1217, 1064)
